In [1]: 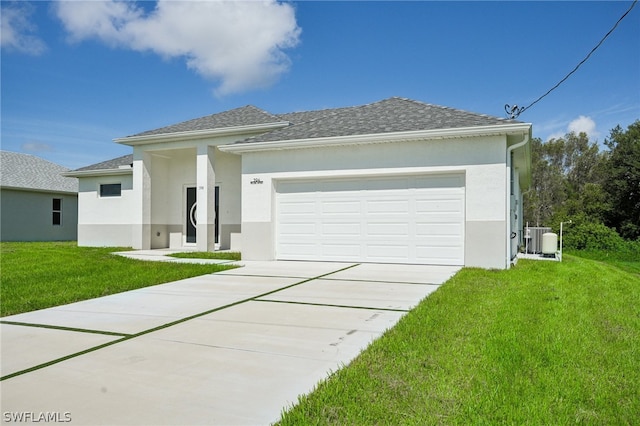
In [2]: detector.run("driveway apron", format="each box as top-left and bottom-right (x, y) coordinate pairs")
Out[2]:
(1, 261), (459, 425)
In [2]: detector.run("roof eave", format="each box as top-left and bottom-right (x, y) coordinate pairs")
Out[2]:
(63, 168), (133, 178)
(115, 122), (290, 146)
(219, 123), (533, 154)
(0, 185), (77, 194)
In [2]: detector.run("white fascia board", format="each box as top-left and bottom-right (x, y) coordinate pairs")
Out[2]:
(62, 168), (133, 178)
(219, 123), (533, 154)
(114, 122), (290, 146)
(0, 185), (78, 195)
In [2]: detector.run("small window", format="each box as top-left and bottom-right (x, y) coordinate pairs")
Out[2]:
(100, 183), (122, 197)
(53, 198), (62, 226)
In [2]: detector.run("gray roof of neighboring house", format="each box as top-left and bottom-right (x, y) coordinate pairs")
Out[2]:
(73, 154), (133, 172)
(129, 105), (281, 138)
(242, 97), (520, 144)
(0, 151), (78, 193)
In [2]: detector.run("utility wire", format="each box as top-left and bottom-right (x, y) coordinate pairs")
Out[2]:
(506, 0), (638, 119)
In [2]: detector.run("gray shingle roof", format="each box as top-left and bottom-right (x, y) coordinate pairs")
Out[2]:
(276, 106), (356, 125)
(129, 105), (281, 138)
(73, 154), (133, 172)
(244, 97), (520, 143)
(80, 97), (522, 172)
(0, 151), (78, 193)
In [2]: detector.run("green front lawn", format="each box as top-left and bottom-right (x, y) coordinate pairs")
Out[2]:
(0, 242), (236, 317)
(169, 251), (241, 261)
(278, 255), (640, 425)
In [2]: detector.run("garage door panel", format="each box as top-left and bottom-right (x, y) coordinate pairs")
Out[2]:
(279, 223), (317, 236)
(416, 223), (462, 236)
(415, 198), (463, 214)
(278, 242), (317, 256)
(278, 200), (316, 214)
(366, 222), (410, 237)
(321, 243), (361, 258)
(322, 222), (361, 236)
(366, 199), (410, 214)
(418, 235), (463, 246)
(276, 174), (465, 265)
(322, 200), (360, 214)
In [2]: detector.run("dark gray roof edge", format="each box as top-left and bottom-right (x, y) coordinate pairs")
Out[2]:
(126, 105), (283, 138)
(392, 97), (522, 124)
(276, 97), (520, 126)
(72, 154), (133, 172)
(237, 96), (522, 144)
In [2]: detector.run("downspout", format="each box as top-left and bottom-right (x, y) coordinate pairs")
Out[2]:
(506, 132), (529, 269)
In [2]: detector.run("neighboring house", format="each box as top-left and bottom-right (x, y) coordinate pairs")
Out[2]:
(66, 97), (531, 269)
(0, 151), (78, 242)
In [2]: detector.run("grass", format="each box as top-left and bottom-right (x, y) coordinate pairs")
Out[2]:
(565, 248), (640, 276)
(0, 242), (237, 317)
(169, 251), (241, 261)
(277, 254), (640, 425)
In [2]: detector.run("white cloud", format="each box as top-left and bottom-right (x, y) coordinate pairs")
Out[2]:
(545, 115), (599, 141)
(0, 2), (46, 55)
(54, 0), (301, 95)
(567, 115), (598, 138)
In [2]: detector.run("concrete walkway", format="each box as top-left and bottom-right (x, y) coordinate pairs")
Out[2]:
(112, 249), (240, 265)
(1, 261), (460, 425)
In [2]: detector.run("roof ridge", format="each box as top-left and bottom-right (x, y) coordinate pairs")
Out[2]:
(276, 103), (359, 121)
(128, 104), (283, 138)
(392, 96), (518, 123)
(73, 153), (133, 172)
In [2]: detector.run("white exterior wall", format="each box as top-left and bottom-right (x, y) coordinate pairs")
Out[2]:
(77, 174), (134, 247)
(78, 132), (244, 250)
(239, 136), (509, 269)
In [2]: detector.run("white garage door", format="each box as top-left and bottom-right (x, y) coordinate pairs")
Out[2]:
(275, 174), (465, 265)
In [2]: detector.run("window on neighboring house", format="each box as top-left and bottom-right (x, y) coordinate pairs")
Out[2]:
(100, 183), (122, 197)
(53, 198), (62, 226)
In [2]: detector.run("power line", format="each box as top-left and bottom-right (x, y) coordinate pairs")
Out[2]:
(505, 0), (638, 119)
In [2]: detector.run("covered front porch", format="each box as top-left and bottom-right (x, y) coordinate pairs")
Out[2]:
(129, 144), (241, 252)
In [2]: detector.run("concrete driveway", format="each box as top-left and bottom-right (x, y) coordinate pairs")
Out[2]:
(1, 261), (459, 425)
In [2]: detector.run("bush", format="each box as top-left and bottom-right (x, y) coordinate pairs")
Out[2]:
(561, 220), (626, 251)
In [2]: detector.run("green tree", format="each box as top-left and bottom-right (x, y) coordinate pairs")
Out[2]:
(602, 121), (640, 240)
(524, 132), (608, 227)
(524, 138), (565, 226)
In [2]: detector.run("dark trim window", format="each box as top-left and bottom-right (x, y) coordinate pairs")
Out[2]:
(100, 183), (122, 197)
(52, 198), (62, 226)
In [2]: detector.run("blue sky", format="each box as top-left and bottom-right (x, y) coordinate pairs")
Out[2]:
(2, 1), (639, 169)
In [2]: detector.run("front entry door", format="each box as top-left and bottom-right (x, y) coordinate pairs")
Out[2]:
(186, 187), (197, 243)
(185, 186), (220, 245)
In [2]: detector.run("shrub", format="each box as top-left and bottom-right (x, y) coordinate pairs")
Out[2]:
(561, 220), (626, 251)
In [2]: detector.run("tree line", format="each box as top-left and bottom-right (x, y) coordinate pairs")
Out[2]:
(524, 120), (639, 246)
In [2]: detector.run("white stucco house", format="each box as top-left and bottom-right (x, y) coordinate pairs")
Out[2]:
(1, 151), (78, 242)
(66, 97), (531, 269)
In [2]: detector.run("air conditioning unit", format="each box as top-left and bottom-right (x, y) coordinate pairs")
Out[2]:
(524, 226), (552, 254)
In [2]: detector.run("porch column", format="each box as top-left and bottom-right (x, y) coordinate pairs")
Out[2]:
(196, 145), (216, 251)
(132, 151), (151, 249)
